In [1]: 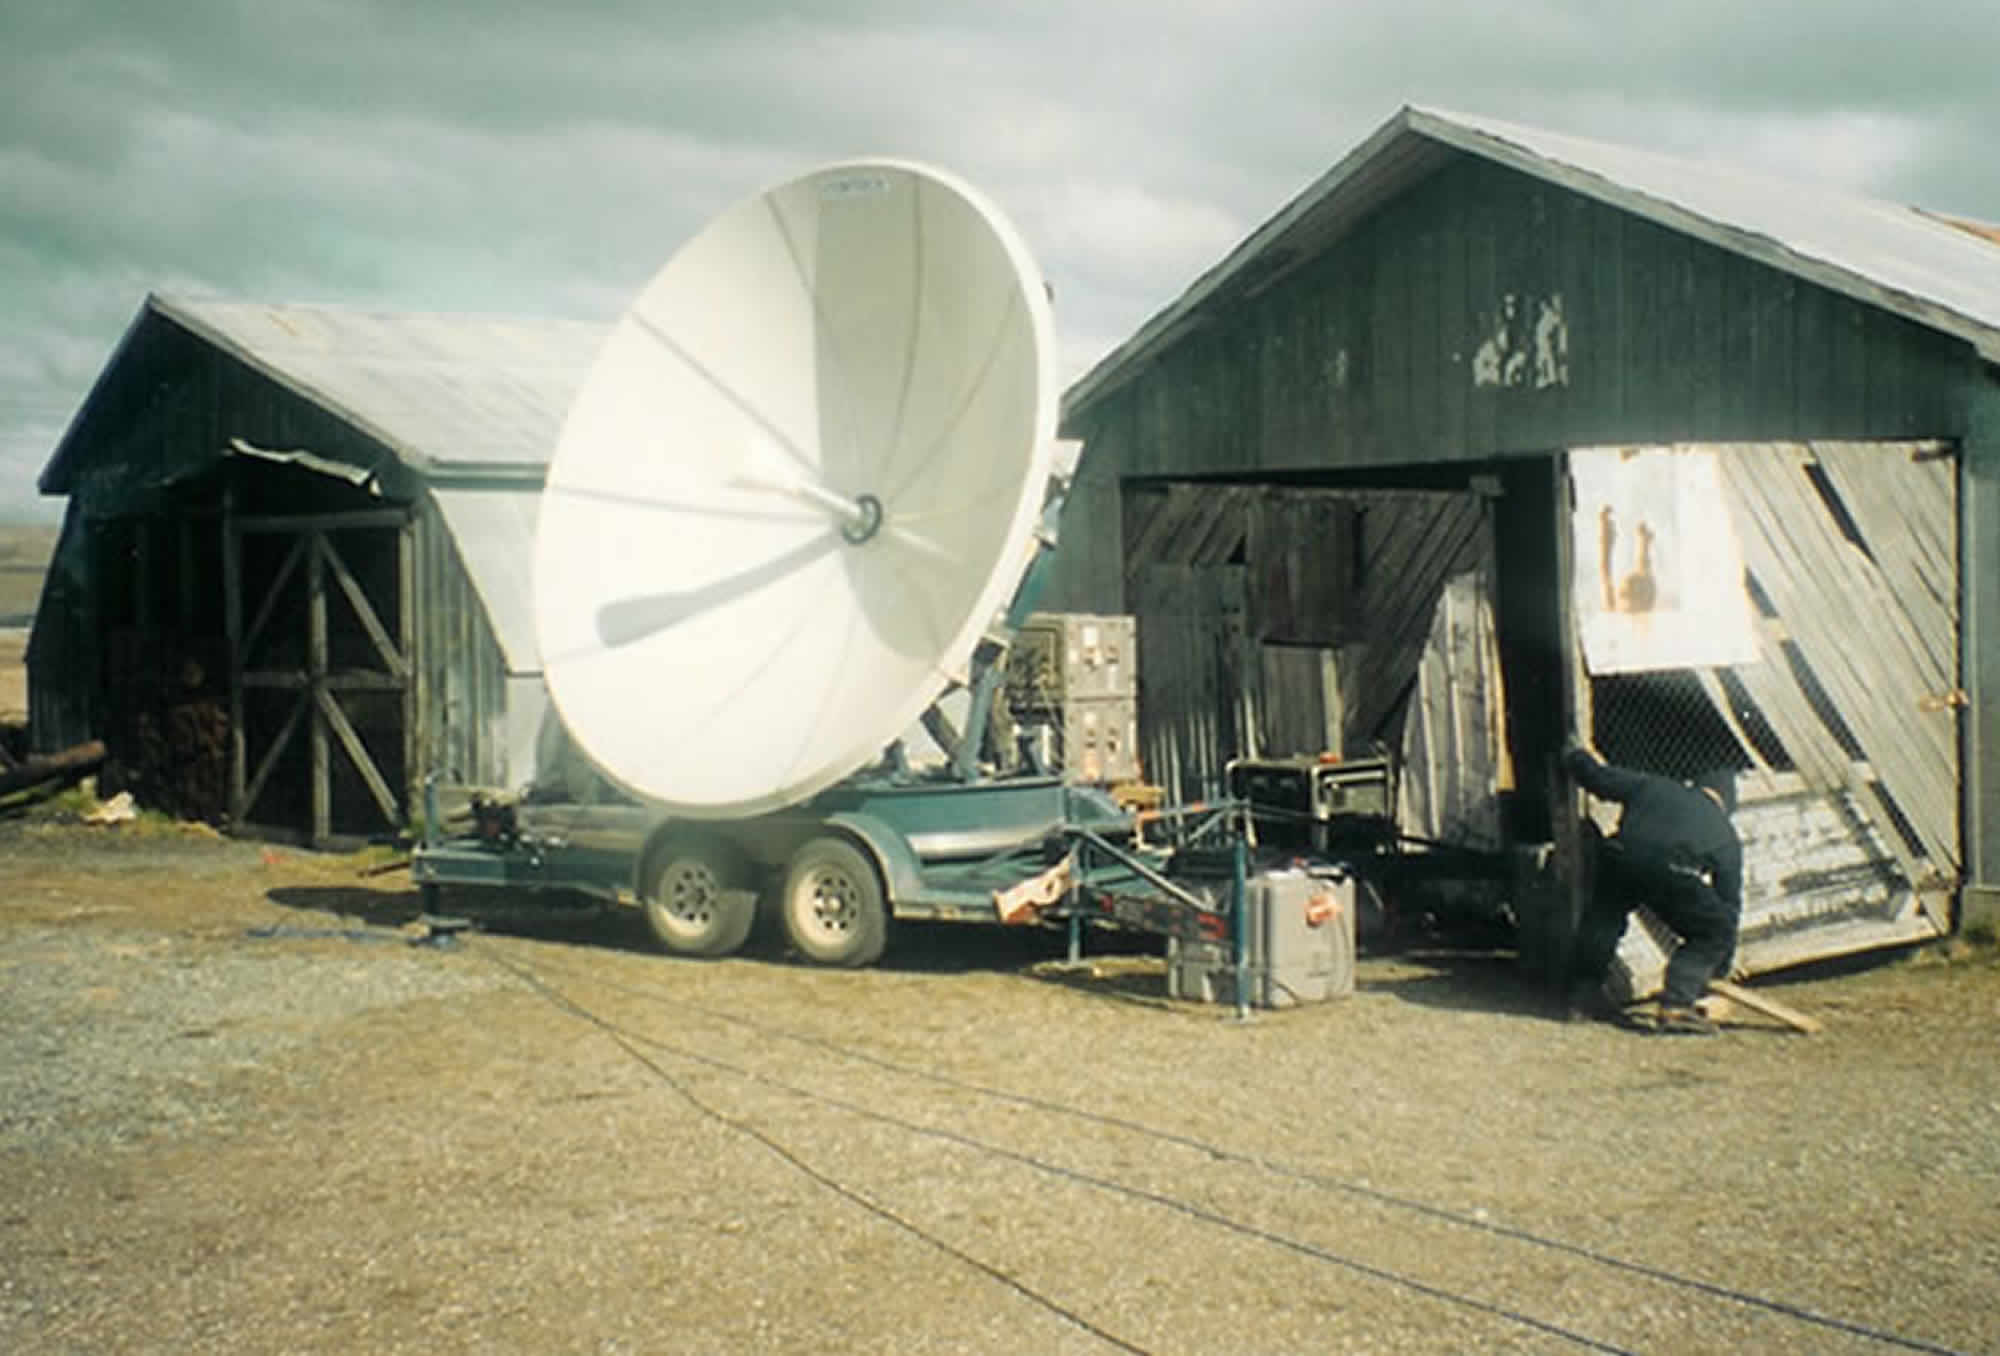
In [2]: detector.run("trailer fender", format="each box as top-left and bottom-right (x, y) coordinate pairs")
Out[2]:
(817, 811), (925, 907)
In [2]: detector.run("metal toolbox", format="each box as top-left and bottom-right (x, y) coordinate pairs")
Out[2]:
(1006, 612), (1137, 707)
(1167, 866), (1356, 1008)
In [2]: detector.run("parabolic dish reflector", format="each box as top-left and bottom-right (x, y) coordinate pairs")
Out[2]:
(533, 160), (1057, 817)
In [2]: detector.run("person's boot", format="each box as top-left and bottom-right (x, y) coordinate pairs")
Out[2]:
(1654, 1002), (1719, 1036)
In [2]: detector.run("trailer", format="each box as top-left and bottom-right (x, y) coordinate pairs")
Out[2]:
(408, 161), (1371, 1001)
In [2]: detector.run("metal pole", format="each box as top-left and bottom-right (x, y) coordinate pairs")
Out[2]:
(1232, 822), (1251, 1021)
(1065, 783), (1084, 964)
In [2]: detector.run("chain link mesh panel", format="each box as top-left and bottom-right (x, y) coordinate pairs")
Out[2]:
(1588, 668), (1766, 782)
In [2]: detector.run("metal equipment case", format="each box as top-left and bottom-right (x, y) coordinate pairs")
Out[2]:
(1006, 612), (1137, 705)
(1168, 866), (1357, 1008)
(1007, 612), (1141, 783)
(1228, 755), (1394, 857)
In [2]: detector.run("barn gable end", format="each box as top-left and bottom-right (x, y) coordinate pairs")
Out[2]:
(1056, 106), (2000, 970)
(30, 296), (599, 844)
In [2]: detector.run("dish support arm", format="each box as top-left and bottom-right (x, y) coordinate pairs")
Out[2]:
(948, 440), (1081, 780)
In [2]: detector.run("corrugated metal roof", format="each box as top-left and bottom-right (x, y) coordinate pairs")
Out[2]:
(155, 294), (605, 476)
(1066, 105), (2000, 416)
(39, 294), (599, 674)
(168, 298), (570, 671)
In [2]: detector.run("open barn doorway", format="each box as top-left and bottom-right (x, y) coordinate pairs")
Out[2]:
(1118, 467), (1567, 848)
(1118, 458), (1595, 958)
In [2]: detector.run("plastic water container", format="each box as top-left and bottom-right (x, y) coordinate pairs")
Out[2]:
(1167, 866), (1356, 1008)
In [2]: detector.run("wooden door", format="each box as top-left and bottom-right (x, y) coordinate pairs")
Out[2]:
(225, 507), (412, 843)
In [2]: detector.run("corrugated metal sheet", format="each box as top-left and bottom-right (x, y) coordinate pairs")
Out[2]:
(147, 295), (602, 475)
(427, 486), (541, 674)
(1420, 110), (2000, 355)
(1067, 105), (2000, 417)
(411, 501), (514, 788)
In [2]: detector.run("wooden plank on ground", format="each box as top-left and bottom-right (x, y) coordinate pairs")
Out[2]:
(0, 741), (106, 797)
(1707, 979), (1823, 1034)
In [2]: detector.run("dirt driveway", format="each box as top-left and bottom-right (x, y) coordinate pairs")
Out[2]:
(3, 815), (1995, 1354)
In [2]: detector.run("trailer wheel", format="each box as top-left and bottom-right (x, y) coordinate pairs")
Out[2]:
(641, 838), (756, 958)
(780, 837), (887, 967)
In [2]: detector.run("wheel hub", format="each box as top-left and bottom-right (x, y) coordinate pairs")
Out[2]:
(663, 861), (719, 924)
(807, 870), (859, 937)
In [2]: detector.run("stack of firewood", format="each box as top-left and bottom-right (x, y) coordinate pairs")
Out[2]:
(114, 697), (227, 823)
(100, 637), (230, 824)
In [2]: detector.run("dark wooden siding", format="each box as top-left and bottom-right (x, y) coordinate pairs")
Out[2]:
(1045, 149), (2000, 919)
(1060, 154), (1973, 511)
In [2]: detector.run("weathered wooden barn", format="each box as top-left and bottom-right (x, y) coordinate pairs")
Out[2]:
(31, 295), (599, 843)
(1046, 106), (2000, 981)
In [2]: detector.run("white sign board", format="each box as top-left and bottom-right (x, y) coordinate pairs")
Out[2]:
(1569, 446), (1759, 675)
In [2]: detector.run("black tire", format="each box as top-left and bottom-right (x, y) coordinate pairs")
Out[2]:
(640, 837), (757, 958)
(779, 837), (888, 967)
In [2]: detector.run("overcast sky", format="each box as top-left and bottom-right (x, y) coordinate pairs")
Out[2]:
(4, 0), (1998, 521)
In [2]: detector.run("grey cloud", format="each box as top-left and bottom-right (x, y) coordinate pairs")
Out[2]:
(5, 2), (2000, 520)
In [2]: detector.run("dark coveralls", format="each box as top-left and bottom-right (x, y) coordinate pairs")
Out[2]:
(1564, 749), (1743, 1008)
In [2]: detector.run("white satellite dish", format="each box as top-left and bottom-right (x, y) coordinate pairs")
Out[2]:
(533, 160), (1058, 818)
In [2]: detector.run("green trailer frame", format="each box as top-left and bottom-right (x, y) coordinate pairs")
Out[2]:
(412, 773), (1251, 975)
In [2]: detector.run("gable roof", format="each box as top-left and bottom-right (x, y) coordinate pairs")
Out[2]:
(1065, 105), (2000, 417)
(37, 294), (607, 674)
(41, 293), (605, 493)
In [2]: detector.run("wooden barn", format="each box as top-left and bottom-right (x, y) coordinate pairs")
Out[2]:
(30, 295), (600, 844)
(1045, 106), (2000, 983)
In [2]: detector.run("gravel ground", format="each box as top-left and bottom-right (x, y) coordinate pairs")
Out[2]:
(2, 813), (1997, 1354)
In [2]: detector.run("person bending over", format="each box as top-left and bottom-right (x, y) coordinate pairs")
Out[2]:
(1564, 742), (1742, 1035)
